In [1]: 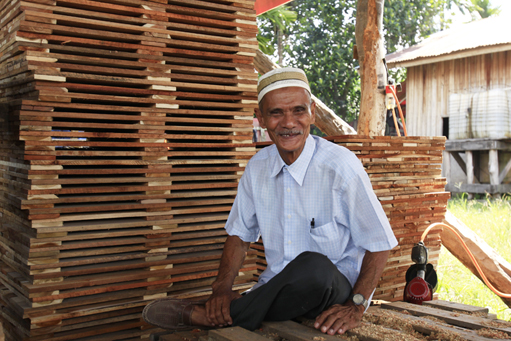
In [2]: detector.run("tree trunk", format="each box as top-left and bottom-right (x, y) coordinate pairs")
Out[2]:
(355, 0), (387, 136)
(277, 27), (284, 65)
(254, 50), (356, 136)
(442, 211), (511, 308)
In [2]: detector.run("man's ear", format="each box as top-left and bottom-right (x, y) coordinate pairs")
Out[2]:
(254, 107), (267, 129)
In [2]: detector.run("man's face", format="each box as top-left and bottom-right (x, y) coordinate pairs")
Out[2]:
(255, 87), (316, 165)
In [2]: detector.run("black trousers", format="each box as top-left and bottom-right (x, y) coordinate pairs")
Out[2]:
(230, 251), (352, 330)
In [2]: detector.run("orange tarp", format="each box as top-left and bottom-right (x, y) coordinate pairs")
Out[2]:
(255, 0), (293, 15)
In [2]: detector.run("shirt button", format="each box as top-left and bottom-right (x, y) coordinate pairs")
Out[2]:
(288, 240), (292, 244)
(287, 214), (291, 219)
(287, 188), (290, 192)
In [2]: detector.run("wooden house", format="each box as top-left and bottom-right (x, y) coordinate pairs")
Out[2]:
(386, 15), (511, 196)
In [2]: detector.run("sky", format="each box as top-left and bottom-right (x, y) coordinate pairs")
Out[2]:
(448, 0), (511, 27)
(488, 0), (511, 18)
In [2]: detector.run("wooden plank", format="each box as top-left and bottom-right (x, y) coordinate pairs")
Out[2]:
(20, 16), (257, 50)
(21, 51), (257, 78)
(21, 190), (239, 206)
(17, 31), (254, 63)
(446, 139), (511, 152)
(26, 198), (236, 215)
(19, 99), (253, 115)
(51, 0), (257, 26)
(12, 42), (256, 69)
(23, 59), (256, 83)
(208, 326), (268, 341)
(161, 331), (206, 341)
(423, 299), (489, 315)
(262, 320), (342, 341)
(368, 306), (500, 341)
(381, 301), (511, 334)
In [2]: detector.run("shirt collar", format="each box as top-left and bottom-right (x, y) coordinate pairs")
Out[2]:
(270, 135), (316, 186)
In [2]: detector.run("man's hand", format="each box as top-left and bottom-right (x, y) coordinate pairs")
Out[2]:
(206, 235), (250, 327)
(313, 302), (364, 335)
(314, 250), (390, 335)
(205, 286), (242, 327)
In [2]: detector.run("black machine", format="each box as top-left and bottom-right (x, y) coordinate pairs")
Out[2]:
(403, 242), (438, 304)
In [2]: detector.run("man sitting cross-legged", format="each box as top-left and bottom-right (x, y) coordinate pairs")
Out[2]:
(143, 67), (398, 336)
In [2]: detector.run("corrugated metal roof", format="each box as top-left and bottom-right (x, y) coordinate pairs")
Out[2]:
(386, 15), (511, 67)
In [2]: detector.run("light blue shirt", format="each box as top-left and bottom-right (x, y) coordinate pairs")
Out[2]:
(225, 135), (398, 289)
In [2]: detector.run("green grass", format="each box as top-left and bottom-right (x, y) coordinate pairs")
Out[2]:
(436, 196), (511, 321)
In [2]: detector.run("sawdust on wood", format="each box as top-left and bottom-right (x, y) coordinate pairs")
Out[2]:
(362, 310), (466, 341)
(476, 328), (511, 339)
(298, 309), (509, 341)
(350, 321), (420, 341)
(481, 319), (511, 328)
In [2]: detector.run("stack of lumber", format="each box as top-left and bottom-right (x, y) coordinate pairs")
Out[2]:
(158, 300), (511, 341)
(254, 135), (449, 302)
(0, 0), (258, 339)
(328, 135), (449, 302)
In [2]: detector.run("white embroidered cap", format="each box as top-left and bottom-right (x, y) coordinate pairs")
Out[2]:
(257, 67), (311, 103)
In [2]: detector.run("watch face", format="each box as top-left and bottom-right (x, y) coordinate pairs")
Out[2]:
(353, 294), (364, 305)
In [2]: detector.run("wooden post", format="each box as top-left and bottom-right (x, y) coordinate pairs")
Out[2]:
(355, 0), (387, 136)
(443, 150), (451, 186)
(489, 149), (500, 198)
(466, 151), (474, 199)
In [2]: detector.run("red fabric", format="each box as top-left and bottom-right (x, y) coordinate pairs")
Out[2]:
(255, 0), (293, 15)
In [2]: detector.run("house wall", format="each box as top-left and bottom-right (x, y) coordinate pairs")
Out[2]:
(406, 50), (511, 137)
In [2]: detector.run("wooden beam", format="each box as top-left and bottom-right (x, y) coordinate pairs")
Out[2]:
(262, 321), (342, 341)
(451, 151), (467, 175)
(208, 327), (268, 341)
(498, 157), (511, 184)
(442, 211), (511, 308)
(446, 183), (511, 194)
(445, 139), (511, 152)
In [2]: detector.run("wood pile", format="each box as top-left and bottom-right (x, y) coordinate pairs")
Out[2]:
(255, 135), (450, 302)
(158, 300), (511, 341)
(0, 0), (258, 339)
(329, 135), (449, 302)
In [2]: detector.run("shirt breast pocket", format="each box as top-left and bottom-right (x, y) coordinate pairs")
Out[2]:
(309, 222), (343, 261)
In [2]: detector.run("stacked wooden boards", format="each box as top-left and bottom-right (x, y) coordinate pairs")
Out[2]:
(0, 0), (258, 339)
(327, 135), (449, 302)
(254, 135), (449, 302)
(159, 300), (511, 341)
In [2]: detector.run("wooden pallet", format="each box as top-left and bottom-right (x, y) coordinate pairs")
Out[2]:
(155, 300), (511, 341)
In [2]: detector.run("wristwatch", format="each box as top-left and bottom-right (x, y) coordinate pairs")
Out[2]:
(351, 293), (369, 310)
